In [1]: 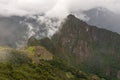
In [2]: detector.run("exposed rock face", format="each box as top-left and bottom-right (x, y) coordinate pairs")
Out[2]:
(117, 71), (120, 79)
(27, 36), (40, 46)
(51, 15), (92, 64)
(37, 14), (120, 79)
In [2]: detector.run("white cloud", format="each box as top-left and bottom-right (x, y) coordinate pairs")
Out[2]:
(0, 0), (120, 18)
(0, 0), (57, 16)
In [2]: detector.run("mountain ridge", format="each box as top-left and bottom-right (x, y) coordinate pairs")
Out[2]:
(36, 14), (120, 80)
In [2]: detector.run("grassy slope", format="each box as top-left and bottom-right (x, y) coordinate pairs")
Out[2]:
(0, 46), (104, 80)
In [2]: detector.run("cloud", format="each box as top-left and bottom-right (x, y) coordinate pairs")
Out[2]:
(0, 0), (57, 16)
(0, 0), (120, 18)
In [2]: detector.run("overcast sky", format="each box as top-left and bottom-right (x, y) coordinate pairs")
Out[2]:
(0, 0), (120, 18)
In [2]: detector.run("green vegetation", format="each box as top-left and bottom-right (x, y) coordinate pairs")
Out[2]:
(26, 46), (53, 63)
(0, 62), (67, 80)
(27, 46), (35, 58)
(0, 45), (104, 80)
(0, 48), (104, 80)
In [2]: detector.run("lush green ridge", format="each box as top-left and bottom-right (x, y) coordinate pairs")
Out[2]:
(0, 46), (104, 80)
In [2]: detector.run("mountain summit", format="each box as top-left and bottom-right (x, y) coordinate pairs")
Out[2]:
(36, 14), (120, 80)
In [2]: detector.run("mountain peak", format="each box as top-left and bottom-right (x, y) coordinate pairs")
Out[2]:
(67, 14), (76, 19)
(66, 14), (81, 22)
(62, 14), (88, 35)
(66, 14), (86, 24)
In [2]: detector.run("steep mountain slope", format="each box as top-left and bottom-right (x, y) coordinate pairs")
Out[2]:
(38, 14), (120, 80)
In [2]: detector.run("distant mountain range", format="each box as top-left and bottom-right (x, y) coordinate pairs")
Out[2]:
(84, 7), (120, 34)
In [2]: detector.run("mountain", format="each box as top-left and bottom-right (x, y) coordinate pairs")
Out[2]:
(1, 7), (120, 48)
(0, 25), (104, 80)
(34, 14), (120, 80)
(1, 13), (120, 80)
(84, 7), (120, 34)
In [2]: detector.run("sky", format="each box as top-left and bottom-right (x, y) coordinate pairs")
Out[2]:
(0, 0), (120, 18)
